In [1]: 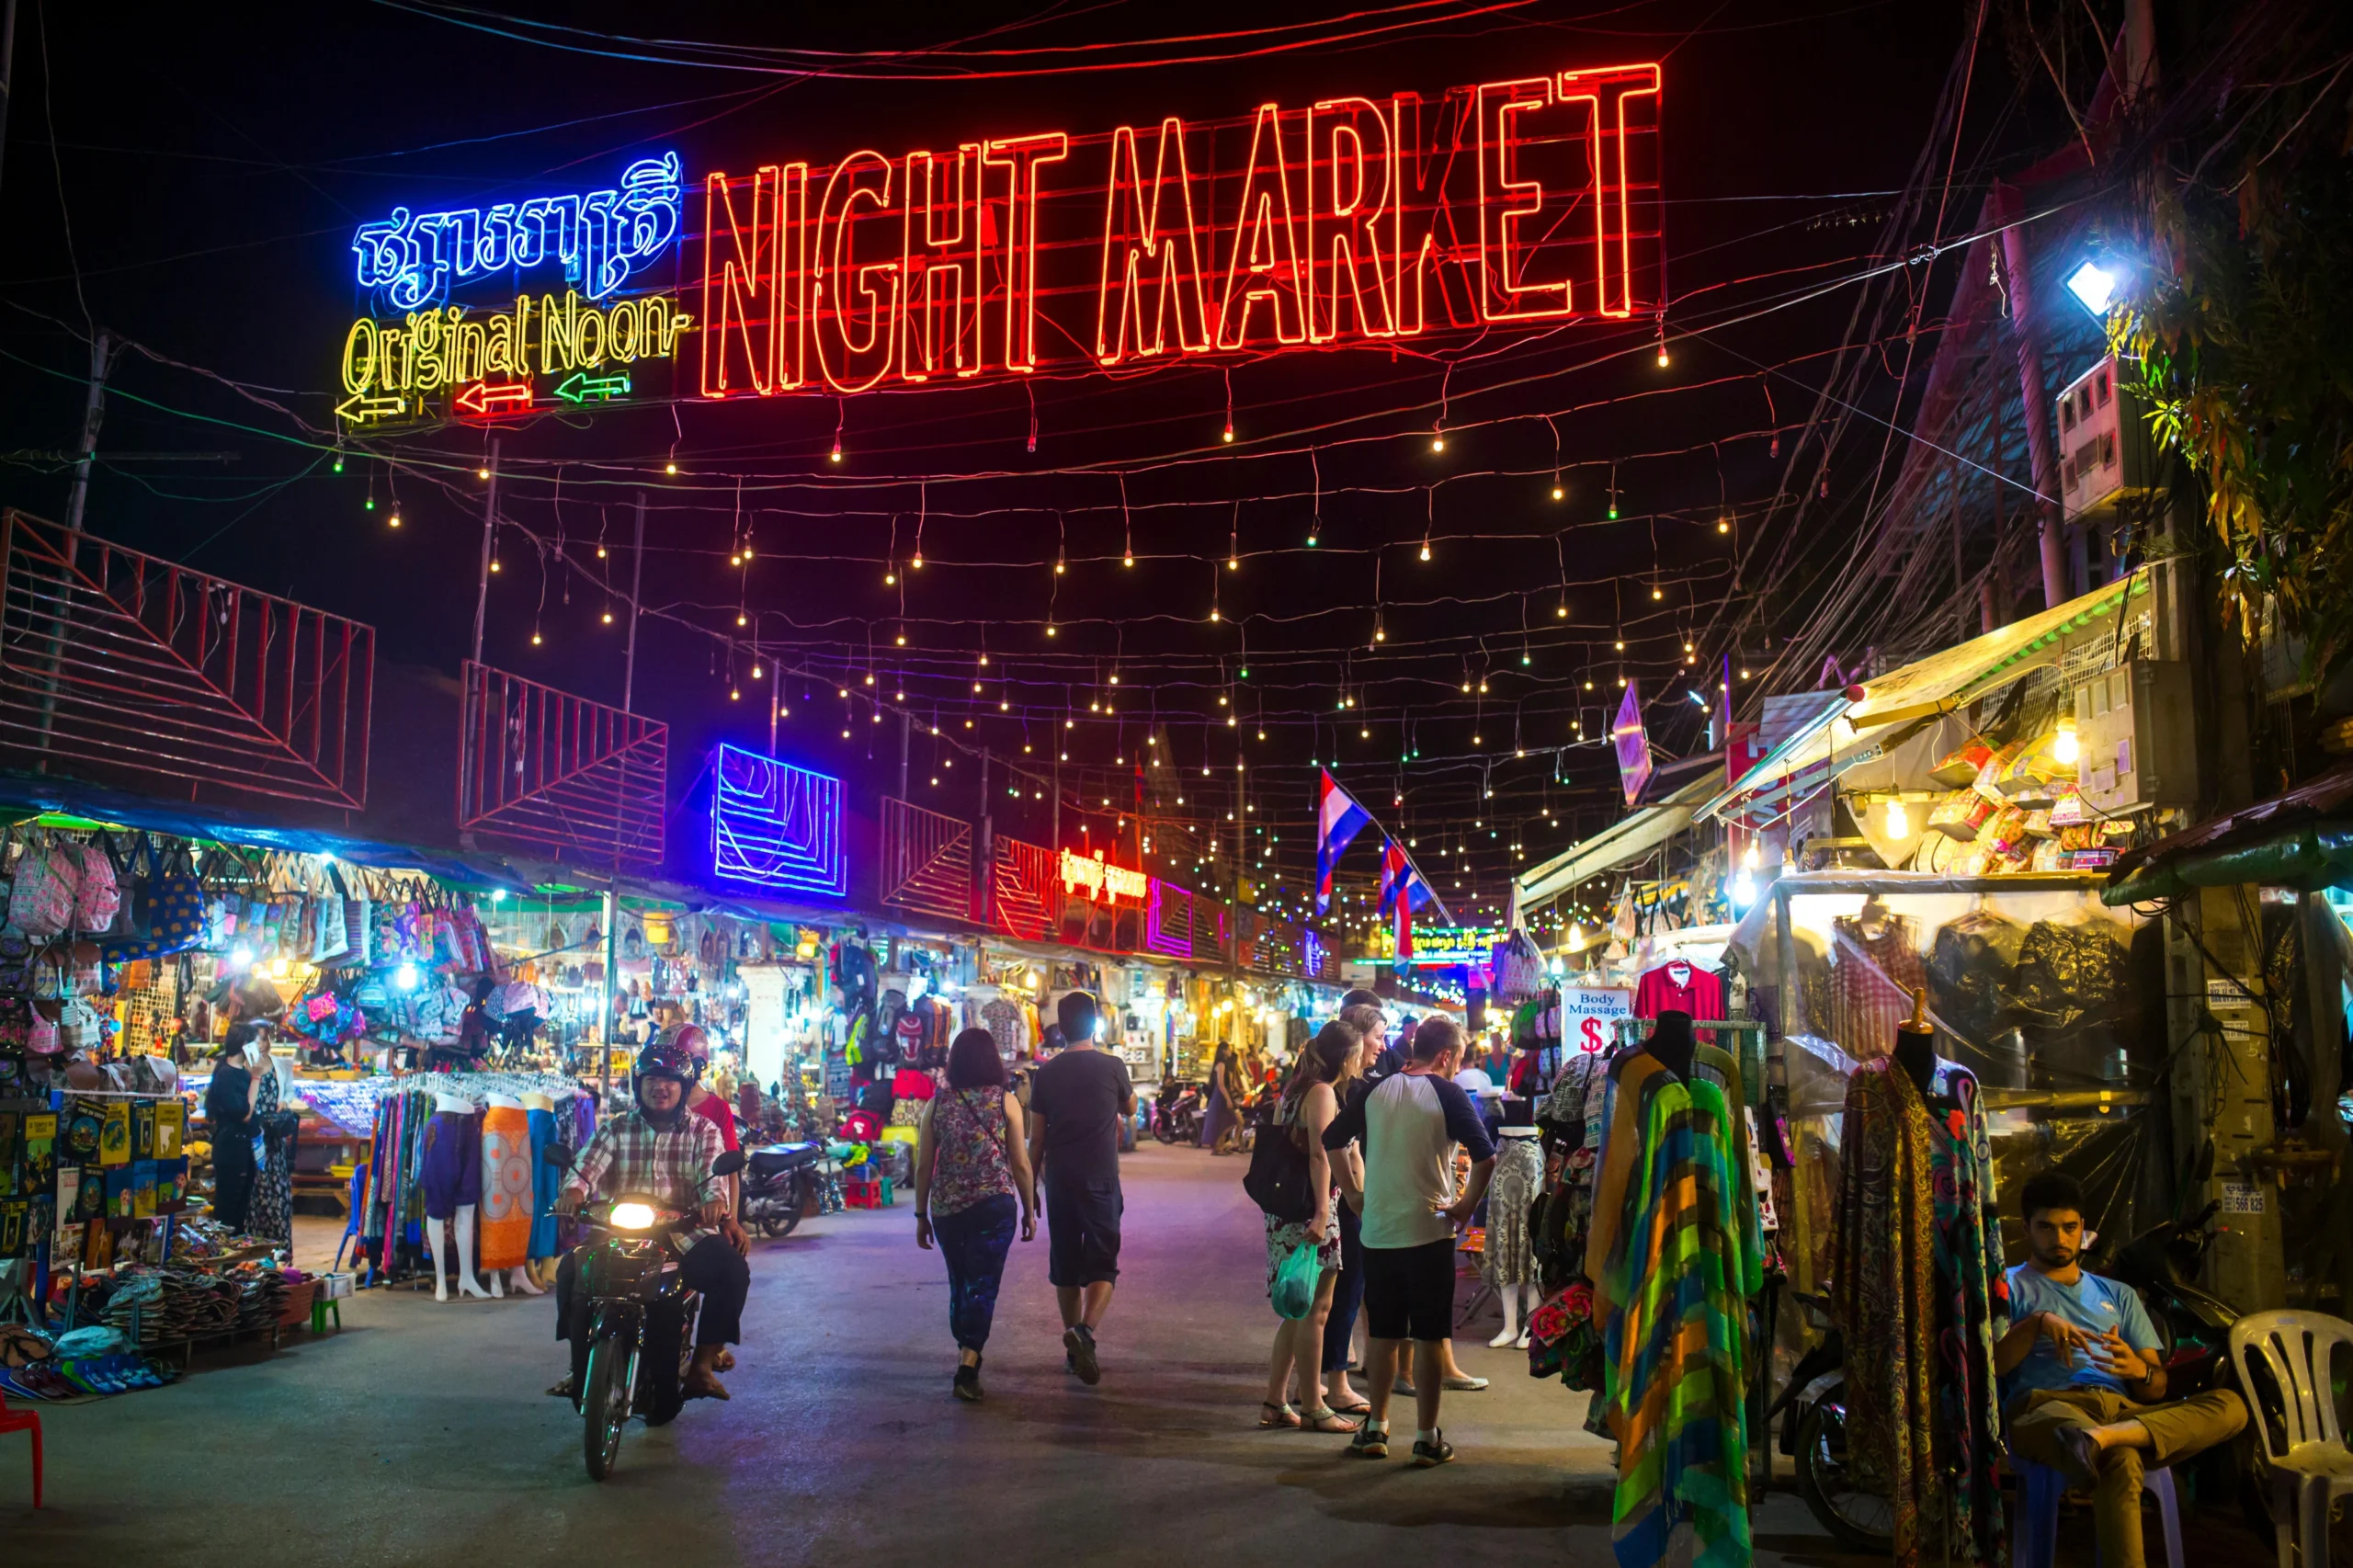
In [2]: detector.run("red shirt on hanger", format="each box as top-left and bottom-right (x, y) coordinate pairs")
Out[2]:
(1634, 960), (1725, 1021)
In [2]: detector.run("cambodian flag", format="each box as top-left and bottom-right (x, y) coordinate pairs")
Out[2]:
(1313, 770), (1373, 915)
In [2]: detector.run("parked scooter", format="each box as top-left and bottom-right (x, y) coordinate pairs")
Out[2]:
(1773, 1298), (1895, 1552)
(740, 1141), (838, 1238)
(1151, 1081), (1206, 1144)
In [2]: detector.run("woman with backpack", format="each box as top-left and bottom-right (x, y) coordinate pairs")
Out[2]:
(1254, 1018), (1364, 1432)
(914, 1028), (1039, 1403)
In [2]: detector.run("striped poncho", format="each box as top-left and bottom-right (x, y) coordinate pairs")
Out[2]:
(1586, 1046), (1764, 1568)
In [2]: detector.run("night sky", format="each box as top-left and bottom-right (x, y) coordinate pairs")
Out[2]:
(0, 0), (1995, 935)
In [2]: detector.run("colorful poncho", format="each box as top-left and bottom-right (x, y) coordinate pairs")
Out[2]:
(1586, 1046), (1764, 1568)
(1829, 1057), (2009, 1568)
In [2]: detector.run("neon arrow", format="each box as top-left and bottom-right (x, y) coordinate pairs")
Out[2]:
(554, 371), (631, 404)
(455, 381), (533, 415)
(335, 393), (406, 423)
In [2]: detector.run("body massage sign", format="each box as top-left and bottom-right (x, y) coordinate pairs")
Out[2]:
(335, 62), (1662, 424)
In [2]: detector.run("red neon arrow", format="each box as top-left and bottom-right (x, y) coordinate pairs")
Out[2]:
(455, 381), (533, 415)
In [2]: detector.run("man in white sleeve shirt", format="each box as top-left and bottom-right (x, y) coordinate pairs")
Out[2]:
(1323, 1013), (1495, 1468)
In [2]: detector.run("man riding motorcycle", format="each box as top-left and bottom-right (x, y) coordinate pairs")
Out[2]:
(550, 1031), (752, 1403)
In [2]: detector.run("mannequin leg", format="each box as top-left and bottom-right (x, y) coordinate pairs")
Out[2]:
(425, 1216), (451, 1302)
(452, 1206), (491, 1298)
(507, 1266), (543, 1297)
(1488, 1282), (1522, 1348)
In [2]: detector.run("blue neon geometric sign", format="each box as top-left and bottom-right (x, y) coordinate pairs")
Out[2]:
(710, 744), (847, 898)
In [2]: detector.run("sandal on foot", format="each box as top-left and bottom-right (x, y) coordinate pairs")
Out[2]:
(1301, 1405), (1361, 1434)
(1258, 1401), (1302, 1428)
(1327, 1397), (1372, 1416)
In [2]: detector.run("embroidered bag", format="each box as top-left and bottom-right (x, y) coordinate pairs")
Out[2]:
(68, 840), (119, 934)
(8, 842), (75, 938)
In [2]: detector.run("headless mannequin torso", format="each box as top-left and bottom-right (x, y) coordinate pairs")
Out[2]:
(427, 1091), (490, 1301)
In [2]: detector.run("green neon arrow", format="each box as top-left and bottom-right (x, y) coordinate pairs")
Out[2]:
(554, 371), (631, 404)
(335, 393), (406, 422)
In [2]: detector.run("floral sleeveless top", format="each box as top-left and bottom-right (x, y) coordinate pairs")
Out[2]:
(930, 1086), (1016, 1218)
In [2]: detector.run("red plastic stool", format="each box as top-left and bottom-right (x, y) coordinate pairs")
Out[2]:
(0, 1383), (41, 1508)
(842, 1179), (881, 1210)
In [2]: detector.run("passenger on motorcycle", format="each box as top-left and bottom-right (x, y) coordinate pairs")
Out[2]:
(550, 1032), (752, 1403)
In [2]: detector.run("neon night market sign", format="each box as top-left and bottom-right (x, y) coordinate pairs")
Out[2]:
(1060, 848), (1147, 904)
(709, 744), (847, 899)
(334, 62), (1662, 422)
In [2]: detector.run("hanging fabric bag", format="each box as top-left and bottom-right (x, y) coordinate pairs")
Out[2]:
(8, 839), (75, 938)
(68, 839), (120, 934)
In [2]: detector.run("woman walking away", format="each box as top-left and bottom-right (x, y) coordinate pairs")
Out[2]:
(915, 1028), (1039, 1402)
(1258, 1019), (1364, 1432)
(1201, 1044), (1244, 1154)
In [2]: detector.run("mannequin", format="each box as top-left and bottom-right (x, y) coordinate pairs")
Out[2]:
(1892, 987), (1940, 1103)
(479, 1092), (538, 1298)
(1484, 1098), (1545, 1348)
(421, 1090), (490, 1301)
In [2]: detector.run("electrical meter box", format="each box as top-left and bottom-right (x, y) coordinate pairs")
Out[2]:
(2075, 660), (2198, 815)
(2056, 356), (2159, 522)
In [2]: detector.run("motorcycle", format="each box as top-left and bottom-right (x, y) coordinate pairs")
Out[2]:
(556, 1145), (747, 1482)
(1151, 1081), (1206, 1144)
(1773, 1299), (1895, 1553)
(741, 1141), (838, 1238)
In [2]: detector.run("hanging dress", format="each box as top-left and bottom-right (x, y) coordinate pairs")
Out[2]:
(248, 1065), (294, 1249)
(1586, 1044), (1763, 1568)
(527, 1103), (562, 1261)
(477, 1101), (534, 1271)
(1829, 1057), (2009, 1568)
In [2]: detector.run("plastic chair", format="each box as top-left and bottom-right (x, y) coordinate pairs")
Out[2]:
(0, 1383), (40, 1508)
(2232, 1309), (2353, 1568)
(330, 1162), (369, 1273)
(2011, 1455), (2182, 1568)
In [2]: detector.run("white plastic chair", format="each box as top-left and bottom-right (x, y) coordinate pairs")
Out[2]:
(2232, 1309), (2353, 1567)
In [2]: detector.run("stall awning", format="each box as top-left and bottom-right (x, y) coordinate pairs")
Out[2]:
(2102, 758), (2353, 904)
(1699, 572), (2154, 824)
(1516, 771), (1721, 908)
(1844, 570), (2151, 729)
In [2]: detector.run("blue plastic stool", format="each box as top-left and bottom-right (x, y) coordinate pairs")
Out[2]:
(2012, 1455), (2184, 1568)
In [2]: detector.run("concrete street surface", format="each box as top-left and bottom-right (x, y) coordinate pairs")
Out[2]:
(6, 1142), (2272, 1565)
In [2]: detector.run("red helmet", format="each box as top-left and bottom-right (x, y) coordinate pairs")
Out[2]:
(654, 1021), (712, 1063)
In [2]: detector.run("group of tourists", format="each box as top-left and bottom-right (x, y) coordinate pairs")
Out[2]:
(903, 983), (1497, 1470)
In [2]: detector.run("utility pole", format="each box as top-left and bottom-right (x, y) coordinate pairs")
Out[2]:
(0, 1), (18, 205)
(977, 750), (994, 930)
(469, 437), (502, 666)
(598, 488), (647, 1108)
(1992, 186), (2072, 611)
(897, 708), (910, 801)
(33, 329), (113, 769)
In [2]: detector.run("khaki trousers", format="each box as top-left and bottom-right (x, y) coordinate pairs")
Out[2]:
(2007, 1386), (2249, 1568)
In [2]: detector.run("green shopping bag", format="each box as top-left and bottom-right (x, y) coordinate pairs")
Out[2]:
(1273, 1238), (1320, 1320)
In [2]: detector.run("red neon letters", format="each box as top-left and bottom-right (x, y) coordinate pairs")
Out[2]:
(698, 62), (1661, 398)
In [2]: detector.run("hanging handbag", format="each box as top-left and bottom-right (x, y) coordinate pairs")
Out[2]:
(7, 840), (75, 938)
(56, 996), (99, 1054)
(68, 839), (120, 934)
(312, 862), (349, 963)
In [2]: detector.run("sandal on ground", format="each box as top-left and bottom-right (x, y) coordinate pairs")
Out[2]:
(546, 1375), (577, 1400)
(1301, 1405), (1361, 1434)
(1258, 1401), (1302, 1428)
(1327, 1397), (1372, 1416)
(684, 1369), (731, 1402)
(714, 1348), (736, 1372)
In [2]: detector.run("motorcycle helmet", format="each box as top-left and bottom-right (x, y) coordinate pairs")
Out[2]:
(633, 1031), (701, 1122)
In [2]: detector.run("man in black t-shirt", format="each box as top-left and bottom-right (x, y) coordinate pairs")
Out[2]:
(1026, 991), (1134, 1385)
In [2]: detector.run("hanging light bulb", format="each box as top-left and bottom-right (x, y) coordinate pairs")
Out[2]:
(2053, 711), (2080, 766)
(828, 438), (843, 463)
(388, 511), (402, 528)
(1718, 517), (1732, 534)
(1222, 422), (1234, 443)
(1884, 797), (1911, 837)
(1419, 540), (1431, 562)
(911, 551), (924, 569)
(665, 461), (678, 476)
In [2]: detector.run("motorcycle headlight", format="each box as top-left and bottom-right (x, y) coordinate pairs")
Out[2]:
(608, 1201), (658, 1232)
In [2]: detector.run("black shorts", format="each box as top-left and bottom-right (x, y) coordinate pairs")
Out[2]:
(1044, 1175), (1123, 1288)
(1361, 1238), (1456, 1341)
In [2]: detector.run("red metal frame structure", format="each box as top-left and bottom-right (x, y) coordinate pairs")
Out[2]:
(457, 661), (665, 868)
(0, 510), (373, 808)
(990, 835), (1059, 941)
(879, 795), (972, 922)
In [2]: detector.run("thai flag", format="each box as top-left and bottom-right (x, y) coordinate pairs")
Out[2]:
(1383, 850), (1433, 958)
(1313, 770), (1372, 915)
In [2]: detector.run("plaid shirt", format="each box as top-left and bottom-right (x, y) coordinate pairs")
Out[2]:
(562, 1107), (727, 1246)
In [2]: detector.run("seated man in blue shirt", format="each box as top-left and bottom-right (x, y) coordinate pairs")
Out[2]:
(1994, 1171), (2246, 1568)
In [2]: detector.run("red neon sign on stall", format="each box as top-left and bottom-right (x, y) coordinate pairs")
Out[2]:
(698, 62), (1662, 398)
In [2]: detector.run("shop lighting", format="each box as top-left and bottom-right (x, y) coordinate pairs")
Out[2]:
(394, 961), (421, 993)
(2054, 712), (2081, 766)
(1883, 797), (1911, 838)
